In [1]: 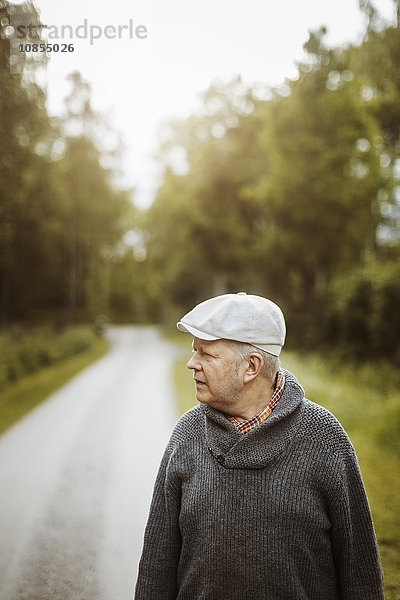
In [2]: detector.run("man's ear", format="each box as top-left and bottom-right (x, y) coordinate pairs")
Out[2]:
(242, 353), (263, 384)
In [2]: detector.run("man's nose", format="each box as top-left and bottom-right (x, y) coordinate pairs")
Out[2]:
(186, 354), (200, 370)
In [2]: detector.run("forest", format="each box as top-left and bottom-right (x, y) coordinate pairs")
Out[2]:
(1, 0), (399, 367)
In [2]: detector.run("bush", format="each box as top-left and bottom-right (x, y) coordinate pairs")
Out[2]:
(0, 325), (97, 390)
(321, 259), (400, 363)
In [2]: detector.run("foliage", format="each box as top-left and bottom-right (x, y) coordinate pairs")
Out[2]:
(142, 4), (400, 363)
(1, 0), (400, 369)
(144, 79), (275, 318)
(0, 325), (98, 389)
(0, 3), (135, 326)
(0, 3), (57, 323)
(322, 258), (400, 363)
(59, 132), (134, 321)
(253, 32), (383, 317)
(108, 246), (157, 323)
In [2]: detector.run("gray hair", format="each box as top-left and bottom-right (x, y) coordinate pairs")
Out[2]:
(224, 339), (280, 382)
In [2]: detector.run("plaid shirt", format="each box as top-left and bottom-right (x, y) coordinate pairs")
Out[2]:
(227, 369), (285, 434)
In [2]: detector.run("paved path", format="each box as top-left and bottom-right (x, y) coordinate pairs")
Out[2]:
(0, 326), (180, 600)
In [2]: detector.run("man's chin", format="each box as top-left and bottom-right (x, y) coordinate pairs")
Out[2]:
(195, 388), (211, 404)
(196, 392), (210, 404)
(196, 393), (222, 410)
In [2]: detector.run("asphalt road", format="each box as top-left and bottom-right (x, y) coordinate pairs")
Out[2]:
(0, 326), (180, 600)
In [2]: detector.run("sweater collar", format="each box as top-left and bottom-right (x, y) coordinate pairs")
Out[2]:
(202, 369), (305, 469)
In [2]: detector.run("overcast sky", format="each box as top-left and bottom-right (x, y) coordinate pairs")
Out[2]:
(22, 0), (397, 206)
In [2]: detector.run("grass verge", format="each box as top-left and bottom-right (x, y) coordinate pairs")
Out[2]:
(0, 336), (109, 436)
(167, 333), (400, 599)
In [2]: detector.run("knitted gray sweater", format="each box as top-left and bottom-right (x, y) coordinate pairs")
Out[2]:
(135, 370), (384, 600)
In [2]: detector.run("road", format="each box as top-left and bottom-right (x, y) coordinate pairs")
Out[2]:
(0, 326), (181, 600)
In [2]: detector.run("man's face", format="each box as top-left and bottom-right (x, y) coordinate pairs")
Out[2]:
(186, 337), (243, 412)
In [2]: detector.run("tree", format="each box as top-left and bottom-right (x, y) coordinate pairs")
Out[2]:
(0, 1), (58, 323)
(144, 20), (395, 342)
(58, 71), (135, 321)
(0, 11), (135, 324)
(349, 5), (400, 244)
(249, 28), (384, 328)
(144, 78), (270, 319)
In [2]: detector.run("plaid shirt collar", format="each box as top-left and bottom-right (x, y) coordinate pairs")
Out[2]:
(227, 369), (285, 434)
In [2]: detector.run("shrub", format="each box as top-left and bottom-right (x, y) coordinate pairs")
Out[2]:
(321, 259), (400, 363)
(0, 325), (97, 390)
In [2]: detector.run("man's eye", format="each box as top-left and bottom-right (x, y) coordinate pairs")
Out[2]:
(192, 349), (212, 358)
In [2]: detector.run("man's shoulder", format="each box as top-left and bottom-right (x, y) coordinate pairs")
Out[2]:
(168, 404), (204, 447)
(176, 403), (204, 429)
(299, 398), (355, 457)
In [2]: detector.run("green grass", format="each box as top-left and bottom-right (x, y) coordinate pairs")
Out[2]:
(163, 329), (195, 414)
(167, 333), (400, 599)
(0, 336), (109, 436)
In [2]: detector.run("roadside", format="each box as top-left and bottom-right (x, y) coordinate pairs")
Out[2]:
(0, 335), (109, 436)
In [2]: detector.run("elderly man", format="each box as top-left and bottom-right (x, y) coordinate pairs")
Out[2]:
(135, 292), (384, 600)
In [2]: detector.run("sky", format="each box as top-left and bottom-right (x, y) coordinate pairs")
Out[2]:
(18, 0), (397, 207)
